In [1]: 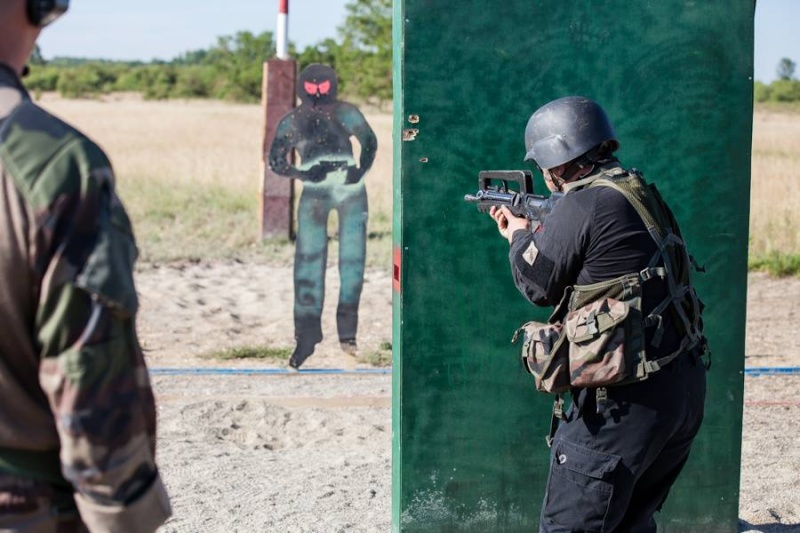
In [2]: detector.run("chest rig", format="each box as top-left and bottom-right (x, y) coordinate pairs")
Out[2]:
(533, 166), (708, 446)
(565, 166), (707, 380)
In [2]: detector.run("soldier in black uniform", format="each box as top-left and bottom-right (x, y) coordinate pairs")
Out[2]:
(490, 97), (707, 532)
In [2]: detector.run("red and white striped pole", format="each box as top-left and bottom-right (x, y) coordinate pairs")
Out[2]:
(276, 0), (289, 60)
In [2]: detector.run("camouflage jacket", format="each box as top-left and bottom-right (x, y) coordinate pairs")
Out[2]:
(0, 64), (170, 531)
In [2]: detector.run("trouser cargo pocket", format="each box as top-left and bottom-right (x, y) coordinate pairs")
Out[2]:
(541, 439), (620, 532)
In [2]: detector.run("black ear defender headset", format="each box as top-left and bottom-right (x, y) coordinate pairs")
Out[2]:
(26, 0), (69, 27)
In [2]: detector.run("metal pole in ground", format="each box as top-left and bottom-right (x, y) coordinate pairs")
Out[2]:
(276, 0), (289, 60)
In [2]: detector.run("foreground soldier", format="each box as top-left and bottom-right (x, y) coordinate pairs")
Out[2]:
(491, 96), (707, 532)
(0, 1), (171, 530)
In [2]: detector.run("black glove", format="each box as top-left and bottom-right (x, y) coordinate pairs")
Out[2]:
(345, 166), (364, 184)
(303, 165), (328, 183)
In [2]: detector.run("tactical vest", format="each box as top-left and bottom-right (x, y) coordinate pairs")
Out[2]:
(518, 166), (708, 445)
(564, 166), (707, 381)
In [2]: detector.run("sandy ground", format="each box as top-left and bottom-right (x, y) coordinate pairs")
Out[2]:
(138, 264), (800, 532)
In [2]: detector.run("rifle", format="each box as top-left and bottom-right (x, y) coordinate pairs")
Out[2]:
(317, 160), (351, 172)
(302, 160), (353, 182)
(464, 170), (563, 223)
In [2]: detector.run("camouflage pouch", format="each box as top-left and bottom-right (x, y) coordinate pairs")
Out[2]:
(564, 298), (630, 388)
(512, 321), (571, 393)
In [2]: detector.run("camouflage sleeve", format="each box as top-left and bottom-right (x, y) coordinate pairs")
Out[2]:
(11, 119), (171, 531)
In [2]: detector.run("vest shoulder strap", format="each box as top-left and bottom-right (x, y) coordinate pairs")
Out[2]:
(573, 170), (707, 373)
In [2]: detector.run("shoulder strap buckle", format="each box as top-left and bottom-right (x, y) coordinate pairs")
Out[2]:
(639, 266), (666, 282)
(546, 395), (565, 448)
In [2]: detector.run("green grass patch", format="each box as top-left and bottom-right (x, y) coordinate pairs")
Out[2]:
(203, 345), (293, 361)
(359, 351), (392, 367)
(120, 178), (267, 263)
(358, 340), (392, 367)
(119, 177), (392, 272)
(749, 251), (800, 278)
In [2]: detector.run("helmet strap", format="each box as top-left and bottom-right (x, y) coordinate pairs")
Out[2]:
(548, 172), (566, 189)
(553, 161), (595, 190)
(554, 143), (619, 190)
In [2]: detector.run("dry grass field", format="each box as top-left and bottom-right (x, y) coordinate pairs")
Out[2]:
(750, 106), (800, 257)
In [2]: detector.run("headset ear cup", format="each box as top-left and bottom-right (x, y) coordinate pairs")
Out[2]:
(26, 0), (42, 26)
(25, 0), (68, 27)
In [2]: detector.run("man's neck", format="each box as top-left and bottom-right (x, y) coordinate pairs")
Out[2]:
(0, 49), (26, 76)
(0, 61), (21, 79)
(0, 62), (29, 103)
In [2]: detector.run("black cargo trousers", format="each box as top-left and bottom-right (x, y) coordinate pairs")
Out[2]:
(539, 352), (707, 533)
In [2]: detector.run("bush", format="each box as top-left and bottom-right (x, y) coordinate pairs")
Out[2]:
(173, 66), (213, 98)
(143, 66), (177, 100)
(114, 66), (148, 92)
(767, 79), (800, 103)
(754, 81), (771, 103)
(749, 252), (800, 278)
(24, 65), (61, 92)
(57, 66), (101, 98)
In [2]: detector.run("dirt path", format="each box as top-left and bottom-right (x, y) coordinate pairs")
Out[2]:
(138, 265), (800, 532)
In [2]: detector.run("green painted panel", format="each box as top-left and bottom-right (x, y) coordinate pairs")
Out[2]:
(393, 1), (753, 532)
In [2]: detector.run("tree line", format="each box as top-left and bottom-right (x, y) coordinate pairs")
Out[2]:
(754, 58), (800, 103)
(24, 0), (391, 105)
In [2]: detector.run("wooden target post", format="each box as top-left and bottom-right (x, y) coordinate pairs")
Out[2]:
(260, 58), (296, 240)
(260, 0), (295, 239)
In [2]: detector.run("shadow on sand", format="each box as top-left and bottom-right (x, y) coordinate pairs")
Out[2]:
(739, 520), (800, 532)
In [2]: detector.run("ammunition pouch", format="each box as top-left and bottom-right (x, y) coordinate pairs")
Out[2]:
(516, 275), (650, 394)
(514, 319), (570, 394)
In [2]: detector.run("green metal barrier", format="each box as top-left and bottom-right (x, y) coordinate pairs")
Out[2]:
(393, 1), (753, 531)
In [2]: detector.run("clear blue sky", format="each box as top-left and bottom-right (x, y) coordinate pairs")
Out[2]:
(754, 0), (799, 82)
(36, 0), (350, 61)
(37, 1), (795, 83)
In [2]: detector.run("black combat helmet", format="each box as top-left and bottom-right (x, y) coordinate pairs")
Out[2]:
(523, 96), (619, 170)
(297, 64), (338, 106)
